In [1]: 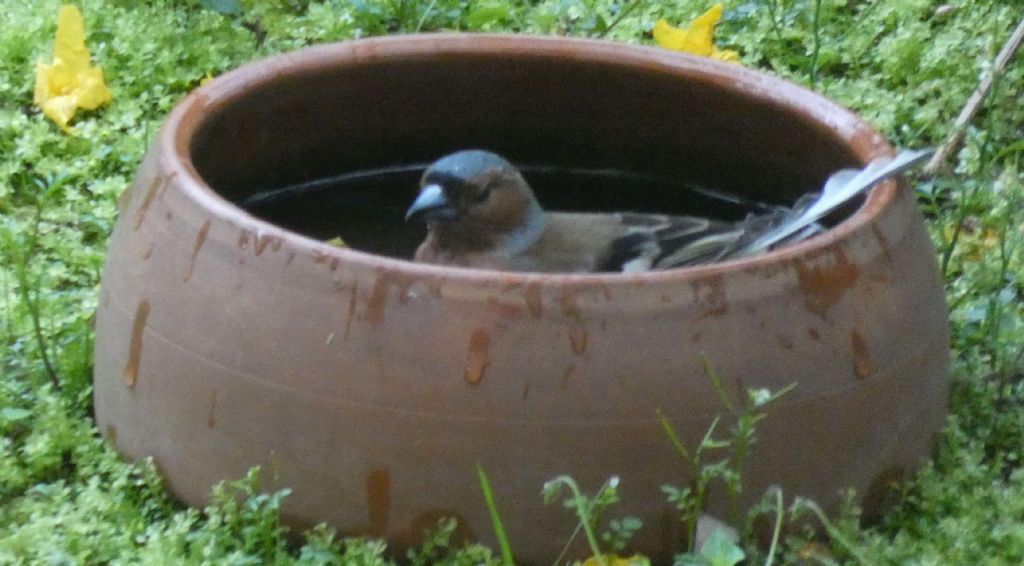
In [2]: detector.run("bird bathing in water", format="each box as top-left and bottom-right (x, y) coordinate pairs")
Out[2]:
(405, 149), (931, 273)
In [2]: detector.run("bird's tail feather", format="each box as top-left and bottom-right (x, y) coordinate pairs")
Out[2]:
(738, 148), (932, 256)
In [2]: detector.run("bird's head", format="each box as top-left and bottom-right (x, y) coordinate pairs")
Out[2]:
(405, 150), (540, 234)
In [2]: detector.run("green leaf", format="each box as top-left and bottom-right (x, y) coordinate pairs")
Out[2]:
(0, 407), (32, 422)
(699, 528), (744, 566)
(477, 463), (515, 566)
(467, 4), (511, 29)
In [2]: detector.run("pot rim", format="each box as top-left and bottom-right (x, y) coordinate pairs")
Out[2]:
(161, 33), (895, 289)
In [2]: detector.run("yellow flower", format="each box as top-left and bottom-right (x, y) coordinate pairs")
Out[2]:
(34, 5), (112, 133)
(653, 4), (739, 63)
(943, 222), (999, 263)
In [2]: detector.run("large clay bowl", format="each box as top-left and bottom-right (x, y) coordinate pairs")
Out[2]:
(94, 34), (948, 563)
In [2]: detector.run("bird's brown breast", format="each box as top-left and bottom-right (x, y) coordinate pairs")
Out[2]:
(516, 213), (631, 272)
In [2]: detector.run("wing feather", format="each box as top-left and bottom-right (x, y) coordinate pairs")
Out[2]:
(599, 214), (745, 271)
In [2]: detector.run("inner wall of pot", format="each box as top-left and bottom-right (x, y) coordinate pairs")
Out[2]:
(190, 50), (864, 259)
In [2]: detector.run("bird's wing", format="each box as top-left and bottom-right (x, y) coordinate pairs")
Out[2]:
(554, 149), (931, 273)
(598, 148), (930, 272)
(598, 213), (745, 272)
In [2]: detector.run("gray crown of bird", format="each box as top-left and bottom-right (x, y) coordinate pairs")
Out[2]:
(405, 149), (930, 273)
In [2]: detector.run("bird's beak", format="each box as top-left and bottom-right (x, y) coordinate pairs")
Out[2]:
(405, 184), (458, 222)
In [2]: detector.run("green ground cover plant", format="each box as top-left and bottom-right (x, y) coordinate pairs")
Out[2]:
(2, 0), (1023, 563)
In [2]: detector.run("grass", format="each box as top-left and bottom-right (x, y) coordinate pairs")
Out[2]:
(2, 0), (1024, 563)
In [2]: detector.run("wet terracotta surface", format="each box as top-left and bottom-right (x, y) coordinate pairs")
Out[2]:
(93, 34), (949, 564)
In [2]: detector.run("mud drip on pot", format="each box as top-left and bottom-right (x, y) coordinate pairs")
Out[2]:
(183, 220), (211, 282)
(851, 329), (874, 379)
(464, 328), (490, 384)
(121, 299), (150, 387)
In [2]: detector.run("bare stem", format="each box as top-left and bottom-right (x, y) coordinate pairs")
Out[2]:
(925, 16), (1024, 175)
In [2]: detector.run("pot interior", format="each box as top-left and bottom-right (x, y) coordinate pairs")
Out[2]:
(189, 40), (867, 260)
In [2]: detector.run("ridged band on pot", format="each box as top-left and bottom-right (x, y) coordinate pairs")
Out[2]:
(94, 34), (949, 563)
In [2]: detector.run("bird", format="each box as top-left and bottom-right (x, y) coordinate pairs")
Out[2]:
(404, 149), (931, 273)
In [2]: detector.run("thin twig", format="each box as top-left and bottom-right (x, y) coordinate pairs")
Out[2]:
(594, 0), (642, 39)
(792, 498), (869, 566)
(764, 0), (784, 44)
(764, 486), (784, 566)
(13, 256), (61, 391)
(809, 0), (823, 87)
(414, 0), (438, 32)
(5, 206), (62, 391)
(924, 16), (1024, 176)
(2, 266), (10, 343)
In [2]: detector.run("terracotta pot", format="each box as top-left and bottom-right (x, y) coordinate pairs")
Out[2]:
(94, 34), (948, 563)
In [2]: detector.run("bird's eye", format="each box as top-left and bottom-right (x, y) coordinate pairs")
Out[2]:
(473, 180), (496, 203)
